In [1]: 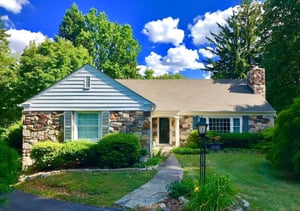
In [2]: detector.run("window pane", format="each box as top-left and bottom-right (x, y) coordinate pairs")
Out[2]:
(77, 113), (99, 142)
(233, 118), (240, 133)
(209, 118), (230, 133)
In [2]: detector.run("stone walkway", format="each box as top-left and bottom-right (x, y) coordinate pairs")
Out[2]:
(115, 154), (183, 209)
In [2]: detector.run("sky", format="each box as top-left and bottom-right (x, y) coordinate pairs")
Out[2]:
(0, 0), (241, 78)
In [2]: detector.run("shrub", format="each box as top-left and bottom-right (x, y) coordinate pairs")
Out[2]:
(267, 98), (300, 177)
(172, 147), (200, 154)
(185, 173), (237, 211)
(0, 121), (22, 153)
(30, 141), (63, 170)
(219, 132), (261, 148)
(185, 130), (200, 148)
(96, 133), (141, 168)
(166, 178), (195, 198)
(0, 141), (21, 205)
(59, 140), (97, 168)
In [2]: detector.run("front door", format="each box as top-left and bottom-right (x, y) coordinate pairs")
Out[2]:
(159, 118), (169, 144)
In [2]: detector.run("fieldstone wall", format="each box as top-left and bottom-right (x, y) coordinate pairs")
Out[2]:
(247, 66), (265, 98)
(109, 111), (151, 150)
(22, 111), (64, 168)
(179, 116), (193, 146)
(249, 115), (274, 132)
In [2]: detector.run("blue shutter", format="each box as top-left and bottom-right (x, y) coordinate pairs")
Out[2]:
(101, 111), (110, 137)
(242, 116), (249, 132)
(64, 111), (73, 141)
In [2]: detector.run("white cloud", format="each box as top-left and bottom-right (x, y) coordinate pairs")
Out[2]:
(189, 7), (237, 45)
(199, 47), (216, 59)
(0, 0), (29, 13)
(1, 15), (15, 29)
(7, 29), (47, 53)
(142, 17), (184, 46)
(143, 45), (205, 76)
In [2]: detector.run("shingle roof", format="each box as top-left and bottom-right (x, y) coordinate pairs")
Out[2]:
(117, 79), (276, 113)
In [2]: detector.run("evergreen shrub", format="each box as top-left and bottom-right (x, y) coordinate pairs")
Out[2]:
(97, 133), (141, 168)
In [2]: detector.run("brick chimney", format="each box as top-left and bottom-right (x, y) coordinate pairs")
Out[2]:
(247, 65), (265, 98)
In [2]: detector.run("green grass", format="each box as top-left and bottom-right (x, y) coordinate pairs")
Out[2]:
(176, 153), (300, 210)
(16, 170), (156, 207)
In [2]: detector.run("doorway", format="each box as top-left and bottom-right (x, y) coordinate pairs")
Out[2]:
(159, 118), (169, 144)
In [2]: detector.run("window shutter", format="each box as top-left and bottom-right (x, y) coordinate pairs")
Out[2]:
(64, 111), (73, 141)
(101, 111), (110, 137)
(242, 116), (249, 132)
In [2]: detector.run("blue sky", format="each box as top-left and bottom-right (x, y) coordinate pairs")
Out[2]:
(0, 0), (241, 78)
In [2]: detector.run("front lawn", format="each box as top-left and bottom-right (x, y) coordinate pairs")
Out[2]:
(16, 170), (156, 208)
(176, 153), (300, 210)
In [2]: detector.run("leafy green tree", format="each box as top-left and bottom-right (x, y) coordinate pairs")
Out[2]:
(58, 5), (141, 79)
(17, 38), (92, 102)
(267, 98), (300, 177)
(57, 3), (84, 46)
(0, 18), (18, 127)
(142, 69), (185, 79)
(260, 0), (300, 111)
(205, 0), (262, 79)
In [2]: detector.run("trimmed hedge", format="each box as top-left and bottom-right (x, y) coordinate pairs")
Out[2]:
(172, 147), (200, 154)
(30, 140), (96, 171)
(96, 133), (141, 168)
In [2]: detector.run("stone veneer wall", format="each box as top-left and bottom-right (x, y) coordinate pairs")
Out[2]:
(247, 66), (266, 98)
(179, 116), (193, 146)
(22, 111), (64, 168)
(249, 115), (274, 132)
(109, 111), (151, 150)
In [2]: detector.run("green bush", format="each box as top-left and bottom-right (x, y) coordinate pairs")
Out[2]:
(0, 141), (21, 205)
(31, 141), (63, 170)
(185, 130), (200, 148)
(172, 147), (200, 154)
(166, 178), (195, 198)
(31, 140), (97, 171)
(0, 121), (22, 153)
(267, 98), (300, 177)
(185, 173), (237, 211)
(218, 132), (261, 148)
(60, 140), (97, 168)
(97, 133), (141, 168)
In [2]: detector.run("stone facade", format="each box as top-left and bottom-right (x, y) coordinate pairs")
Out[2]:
(249, 115), (274, 133)
(22, 111), (64, 167)
(109, 111), (151, 150)
(179, 116), (193, 146)
(247, 66), (266, 98)
(22, 110), (151, 168)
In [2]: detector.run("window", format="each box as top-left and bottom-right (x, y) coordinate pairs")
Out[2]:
(233, 118), (241, 133)
(84, 76), (91, 89)
(77, 113), (99, 142)
(209, 118), (231, 133)
(192, 116), (242, 133)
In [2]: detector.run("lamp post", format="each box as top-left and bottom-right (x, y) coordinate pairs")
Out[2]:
(196, 117), (208, 185)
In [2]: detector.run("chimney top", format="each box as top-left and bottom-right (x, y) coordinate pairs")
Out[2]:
(247, 66), (265, 98)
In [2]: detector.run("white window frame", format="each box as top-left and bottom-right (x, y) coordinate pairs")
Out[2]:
(74, 112), (102, 142)
(84, 76), (91, 90)
(205, 116), (242, 133)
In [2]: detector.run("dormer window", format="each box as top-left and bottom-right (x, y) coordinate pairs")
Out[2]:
(84, 76), (91, 90)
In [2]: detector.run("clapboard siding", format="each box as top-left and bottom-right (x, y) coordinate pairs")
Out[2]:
(21, 65), (154, 111)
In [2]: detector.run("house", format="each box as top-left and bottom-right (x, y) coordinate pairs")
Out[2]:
(20, 64), (276, 168)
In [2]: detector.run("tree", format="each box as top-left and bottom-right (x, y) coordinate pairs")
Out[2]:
(260, 0), (300, 111)
(58, 5), (141, 79)
(17, 38), (93, 103)
(57, 3), (84, 46)
(205, 0), (263, 79)
(142, 69), (185, 79)
(0, 18), (18, 127)
(267, 98), (300, 177)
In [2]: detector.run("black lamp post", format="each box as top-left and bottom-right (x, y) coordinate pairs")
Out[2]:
(196, 117), (208, 185)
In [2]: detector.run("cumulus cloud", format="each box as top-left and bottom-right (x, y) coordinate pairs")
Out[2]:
(142, 45), (205, 76)
(0, 0), (29, 13)
(189, 7), (237, 45)
(7, 29), (47, 53)
(199, 47), (216, 59)
(142, 17), (184, 46)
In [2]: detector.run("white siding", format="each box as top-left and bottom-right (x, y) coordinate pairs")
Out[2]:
(21, 65), (154, 111)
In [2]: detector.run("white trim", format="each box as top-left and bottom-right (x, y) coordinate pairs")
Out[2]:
(175, 116), (180, 147)
(205, 116), (243, 133)
(74, 112), (102, 142)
